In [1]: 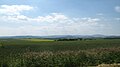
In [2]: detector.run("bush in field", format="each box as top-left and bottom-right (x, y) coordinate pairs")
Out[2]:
(0, 48), (120, 67)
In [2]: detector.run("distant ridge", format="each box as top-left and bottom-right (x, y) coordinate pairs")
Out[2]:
(0, 34), (120, 39)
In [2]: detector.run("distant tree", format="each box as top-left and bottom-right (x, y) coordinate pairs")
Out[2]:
(78, 38), (83, 41)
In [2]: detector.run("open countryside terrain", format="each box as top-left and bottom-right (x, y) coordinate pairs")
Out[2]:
(1, 0), (120, 67)
(0, 38), (120, 67)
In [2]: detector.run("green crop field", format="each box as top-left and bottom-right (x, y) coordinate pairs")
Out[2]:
(0, 38), (120, 67)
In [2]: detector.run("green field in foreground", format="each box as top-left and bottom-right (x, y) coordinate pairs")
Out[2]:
(0, 38), (120, 67)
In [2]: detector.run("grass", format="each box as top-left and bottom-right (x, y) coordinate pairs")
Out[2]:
(0, 38), (120, 67)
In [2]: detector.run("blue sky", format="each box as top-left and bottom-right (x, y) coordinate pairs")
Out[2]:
(0, 0), (120, 36)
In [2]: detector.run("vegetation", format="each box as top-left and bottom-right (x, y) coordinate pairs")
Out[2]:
(20, 38), (54, 42)
(56, 38), (83, 41)
(97, 63), (120, 67)
(0, 38), (120, 67)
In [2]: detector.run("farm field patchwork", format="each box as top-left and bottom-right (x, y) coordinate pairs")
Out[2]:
(0, 38), (120, 67)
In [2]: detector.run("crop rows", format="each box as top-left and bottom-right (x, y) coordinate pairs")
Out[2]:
(0, 39), (120, 67)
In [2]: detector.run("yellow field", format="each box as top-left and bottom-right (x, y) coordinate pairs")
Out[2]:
(20, 38), (54, 42)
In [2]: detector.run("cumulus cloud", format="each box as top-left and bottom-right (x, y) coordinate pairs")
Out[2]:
(115, 6), (120, 13)
(0, 14), (103, 36)
(0, 5), (104, 36)
(32, 13), (68, 23)
(1, 12), (100, 25)
(0, 5), (33, 15)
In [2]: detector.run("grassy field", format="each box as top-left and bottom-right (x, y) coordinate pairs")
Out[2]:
(0, 38), (120, 67)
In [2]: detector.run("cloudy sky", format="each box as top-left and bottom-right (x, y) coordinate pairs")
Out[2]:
(0, 0), (120, 36)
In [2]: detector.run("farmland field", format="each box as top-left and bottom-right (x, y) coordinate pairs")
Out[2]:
(0, 38), (120, 67)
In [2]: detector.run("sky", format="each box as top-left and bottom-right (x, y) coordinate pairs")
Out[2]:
(0, 0), (120, 36)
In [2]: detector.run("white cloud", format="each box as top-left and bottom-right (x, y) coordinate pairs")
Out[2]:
(32, 13), (68, 23)
(115, 6), (120, 13)
(81, 18), (100, 22)
(0, 14), (103, 36)
(1, 13), (100, 25)
(0, 5), (104, 36)
(0, 12), (68, 23)
(0, 5), (33, 15)
(0, 21), (103, 36)
(0, 26), (41, 36)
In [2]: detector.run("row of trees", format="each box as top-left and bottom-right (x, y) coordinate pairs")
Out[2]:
(55, 38), (96, 41)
